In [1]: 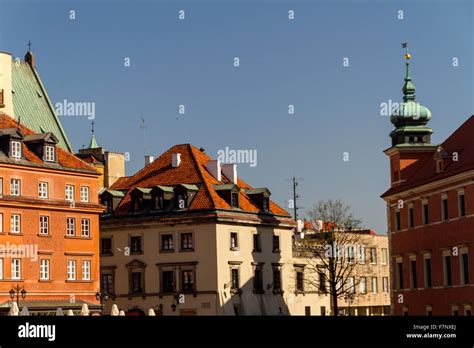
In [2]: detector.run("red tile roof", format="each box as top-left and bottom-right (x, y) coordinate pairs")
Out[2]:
(382, 116), (474, 197)
(110, 144), (290, 217)
(0, 114), (97, 172)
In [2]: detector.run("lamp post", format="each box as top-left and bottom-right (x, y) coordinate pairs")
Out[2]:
(10, 285), (26, 307)
(171, 293), (181, 312)
(95, 291), (109, 314)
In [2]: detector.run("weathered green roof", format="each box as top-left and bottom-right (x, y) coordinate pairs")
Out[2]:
(179, 184), (199, 191)
(88, 133), (99, 149)
(245, 187), (271, 195)
(154, 185), (174, 193)
(11, 55), (73, 152)
(105, 190), (125, 197)
(134, 187), (152, 194)
(213, 184), (238, 191)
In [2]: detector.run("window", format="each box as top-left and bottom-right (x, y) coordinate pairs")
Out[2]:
(231, 192), (239, 208)
(452, 306), (459, 316)
(10, 214), (20, 233)
(38, 182), (48, 198)
(161, 234), (174, 251)
(359, 277), (366, 293)
(82, 260), (91, 280)
(262, 196), (270, 212)
(0, 258), (3, 279)
(382, 277), (389, 293)
(359, 246), (366, 263)
(231, 269), (239, 290)
(180, 233), (193, 250)
(426, 305), (433, 316)
(272, 235), (280, 253)
(181, 270), (195, 292)
(348, 246), (355, 263)
(408, 207), (414, 228)
(461, 251), (469, 285)
(11, 141), (21, 159)
(370, 248), (377, 264)
(348, 277), (355, 294)
(39, 216), (49, 235)
(65, 185), (74, 201)
(101, 273), (114, 294)
(381, 248), (388, 265)
(371, 277), (378, 294)
(305, 307), (311, 316)
(444, 254), (452, 286)
(10, 179), (20, 196)
(319, 272), (326, 292)
(130, 236), (142, 253)
(101, 238), (112, 255)
(395, 211), (401, 231)
(253, 233), (261, 252)
(442, 197), (449, 221)
(11, 258), (21, 279)
(410, 259), (417, 288)
(67, 260), (76, 280)
(161, 270), (175, 292)
(0, 177), (3, 195)
(253, 266), (263, 292)
(459, 193), (466, 217)
(66, 218), (75, 236)
(81, 219), (90, 237)
(424, 257), (432, 288)
(40, 259), (50, 280)
(397, 260), (404, 289)
(320, 306), (326, 316)
(230, 232), (238, 250)
(273, 267), (282, 292)
(80, 186), (89, 203)
(44, 145), (55, 162)
(296, 271), (304, 291)
(131, 272), (144, 293)
(422, 202), (429, 224)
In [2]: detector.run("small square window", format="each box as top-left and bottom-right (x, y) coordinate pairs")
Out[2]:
(44, 145), (55, 162)
(11, 141), (21, 159)
(38, 182), (48, 198)
(80, 186), (90, 203)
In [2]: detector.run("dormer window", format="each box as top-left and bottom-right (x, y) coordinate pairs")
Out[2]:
(262, 196), (270, 212)
(174, 184), (199, 210)
(130, 187), (152, 212)
(100, 190), (125, 215)
(245, 187), (271, 213)
(231, 192), (239, 208)
(436, 160), (443, 173)
(44, 145), (55, 162)
(150, 186), (174, 210)
(213, 184), (240, 209)
(11, 141), (21, 159)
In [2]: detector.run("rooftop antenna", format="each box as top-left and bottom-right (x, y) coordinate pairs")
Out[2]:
(285, 175), (303, 221)
(27, 40), (32, 51)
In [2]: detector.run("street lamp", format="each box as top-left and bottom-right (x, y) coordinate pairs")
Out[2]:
(171, 293), (181, 312)
(10, 285), (26, 307)
(95, 291), (109, 314)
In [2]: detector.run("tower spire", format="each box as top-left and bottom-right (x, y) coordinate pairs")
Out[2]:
(88, 121), (99, 149)
(402, 42), (415, 102)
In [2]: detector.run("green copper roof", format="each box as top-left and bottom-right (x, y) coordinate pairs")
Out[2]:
(88, 133), (99, 149)
(11, 54), (73, 152)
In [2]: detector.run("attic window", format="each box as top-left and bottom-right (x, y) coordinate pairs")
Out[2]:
(11, 141), (21, 159)
(436, 160), (443, 173)
(263, 196), (270, 212)
(231, 192), (239, 208)
(44, 145), (55, 162)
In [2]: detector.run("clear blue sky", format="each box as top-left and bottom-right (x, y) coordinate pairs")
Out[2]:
(0, 0), (472, 233)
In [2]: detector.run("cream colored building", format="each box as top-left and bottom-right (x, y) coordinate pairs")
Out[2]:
(99, 144), (330, 315)
(295, 226), (391, 316)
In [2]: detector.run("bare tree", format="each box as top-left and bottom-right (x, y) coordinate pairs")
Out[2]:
(298, 199), (371, 316)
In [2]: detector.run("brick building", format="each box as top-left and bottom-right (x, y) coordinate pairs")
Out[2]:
(382, 54), (473, 315)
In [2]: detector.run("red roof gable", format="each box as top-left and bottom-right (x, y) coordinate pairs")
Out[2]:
(0, 114), (96, 172)
(382, 116), (474, 198)
(110, 144), (290, 216)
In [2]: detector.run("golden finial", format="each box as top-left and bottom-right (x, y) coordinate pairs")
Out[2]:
(405, 52), (411, 60)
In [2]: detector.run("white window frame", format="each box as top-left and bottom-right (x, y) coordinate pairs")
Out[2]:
(38, 182), (48, 198)
(66, 217), (75, 236)
(359, 246), (366, 264)
(370, 248), (377, 264)
(11, 258), (21, 280)
(382, 277), (389, 293)
(348, 276), (355, 294)
(10, 178), (20, 196)
(460, 247), (469, 285)
(359, 276), (366, 294)
(11, 141), (21, 159)
(40, 259), (50, 280)
(82, 260), (91, 281)
(0, 258), (3, 280)
(65, 185), (75, 202)
(67, 260), (76, 280)
(80, 186), (90, 203)
(39, 215), (49, 235)
(44, 145), (55, 162)
(371, 277), (378, 294)
(10, 214), (20, 233)
(381, 248), (388, 265)
(81, 218), (90, 237)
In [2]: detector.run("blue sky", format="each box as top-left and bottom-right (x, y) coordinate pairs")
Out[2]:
(0, 0), (472, 233)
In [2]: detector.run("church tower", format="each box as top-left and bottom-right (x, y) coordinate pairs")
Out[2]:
(384, 47), (438, 187)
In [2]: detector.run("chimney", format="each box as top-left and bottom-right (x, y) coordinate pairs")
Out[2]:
(172, 153), (181, 167)
(222, 163), (237, 184)
(145, 155), (154, 166)
(206, 160), (221, 181)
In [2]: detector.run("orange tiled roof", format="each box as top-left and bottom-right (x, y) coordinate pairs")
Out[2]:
(382, 116), (474, 197)
(110, 144), (290, 217)
(0, 114), (96, 172)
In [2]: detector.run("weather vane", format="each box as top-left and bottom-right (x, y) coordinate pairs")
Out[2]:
(402, 41), (410, 60)
(27, 40), (32, 51)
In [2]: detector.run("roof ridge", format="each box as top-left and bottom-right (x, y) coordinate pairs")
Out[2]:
(188, 144), (218, 208)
